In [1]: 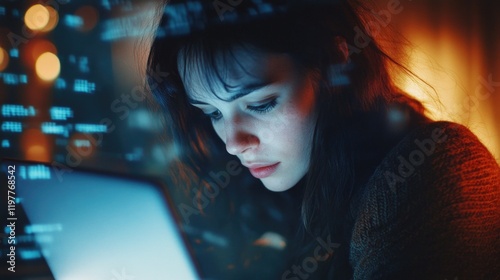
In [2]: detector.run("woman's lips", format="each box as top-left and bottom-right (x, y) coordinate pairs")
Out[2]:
(247, 163), (280, 178)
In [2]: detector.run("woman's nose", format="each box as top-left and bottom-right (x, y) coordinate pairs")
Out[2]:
(224, 118), (259, 156)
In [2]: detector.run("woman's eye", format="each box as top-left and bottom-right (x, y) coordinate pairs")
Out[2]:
(247, 98), (278, 113)
(206, 110), (222, 121)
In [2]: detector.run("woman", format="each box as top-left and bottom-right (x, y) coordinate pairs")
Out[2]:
(145, 0), (500, 278)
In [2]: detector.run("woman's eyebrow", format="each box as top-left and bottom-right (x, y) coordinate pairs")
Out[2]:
(188, 81), (271, 105)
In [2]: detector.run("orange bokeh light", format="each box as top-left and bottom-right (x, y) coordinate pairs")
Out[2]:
(35, 52), (60, 81)
(41, 6), (59, 32)
(75, 6), (99, 32)
(27, 145), (49, 161)
(0, 47), (9, 71)
(22, 39), (57, 68)
(25, 4), (50, 31)
(21, 129), (51, 162)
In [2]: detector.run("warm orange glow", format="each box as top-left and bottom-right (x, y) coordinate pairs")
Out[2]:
(391, 32), (464, 121)
(75, 6), (99, 32)
(21, 129), (51, 162)
(0, 47), (8, 71)
(25, 4), (50, 31)
(27, 145), (49, 161)
(22, 39), (57, 68)
(387, 21), (499, 162)
(35, 52), (60, 81)
(41, 6), (59, 32)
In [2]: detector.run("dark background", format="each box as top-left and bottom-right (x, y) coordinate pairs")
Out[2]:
(0, 0), (498, 279)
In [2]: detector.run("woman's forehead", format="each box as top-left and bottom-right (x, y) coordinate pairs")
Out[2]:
(178, 46), (296, 101)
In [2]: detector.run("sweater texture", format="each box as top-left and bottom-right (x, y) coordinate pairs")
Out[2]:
(342, 121), (500, 279)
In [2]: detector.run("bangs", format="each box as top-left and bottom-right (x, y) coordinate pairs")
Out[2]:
(177, 35), (263, 102)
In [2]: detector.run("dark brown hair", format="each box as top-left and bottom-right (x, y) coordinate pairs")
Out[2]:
(146, 0), (428, 235)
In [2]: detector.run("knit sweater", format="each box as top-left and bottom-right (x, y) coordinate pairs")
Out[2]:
(346, 121), (500, 279)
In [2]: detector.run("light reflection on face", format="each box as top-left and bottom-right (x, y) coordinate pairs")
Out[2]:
(178, 47), (317, 192)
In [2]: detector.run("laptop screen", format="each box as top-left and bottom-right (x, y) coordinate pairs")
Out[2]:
(2, 160), (200, 280)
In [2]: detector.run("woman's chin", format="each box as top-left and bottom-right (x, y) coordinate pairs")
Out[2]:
(260, 178), (296, 192)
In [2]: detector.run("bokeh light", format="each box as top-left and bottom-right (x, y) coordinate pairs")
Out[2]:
(27, 145), (49, 161)
(41, 6), (59, 32)
(35, 52), (61, 81)
(0, 47), (9, 71)
(22, 39), (57, 68)
(25, 4), (50, 31)
(74, 6), (99, 32)
(21, 129), (51, 162)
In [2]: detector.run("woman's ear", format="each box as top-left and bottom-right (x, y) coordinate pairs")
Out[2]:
(334, 36), (349, 63)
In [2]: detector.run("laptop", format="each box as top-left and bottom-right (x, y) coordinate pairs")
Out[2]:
(1, 159), (202, 280)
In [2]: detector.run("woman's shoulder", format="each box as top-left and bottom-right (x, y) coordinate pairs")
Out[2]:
(373, 120), (499, 191)
(348, 120), (500, 279)
(355, 120), (500, 220)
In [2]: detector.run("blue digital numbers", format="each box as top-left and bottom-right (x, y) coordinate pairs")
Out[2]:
(2, 104), (36, 117)
(27, 164), (51, 180)
(75, 123), (107, 133)
(64, 14), (84, 28)
(1, 73), (28, 85)
(50, 107), (74, 121)
(1, 121), (22, 133)
(73, 79), (96, 94)
(41, 122), (69, 137)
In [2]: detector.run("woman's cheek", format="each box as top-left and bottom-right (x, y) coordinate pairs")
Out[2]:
(256, 108), (291, 144)
(212, 122), (226, 143)
(255, 119), (276, 145)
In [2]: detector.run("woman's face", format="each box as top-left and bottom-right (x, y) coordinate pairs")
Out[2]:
(179, 47), (317, 192)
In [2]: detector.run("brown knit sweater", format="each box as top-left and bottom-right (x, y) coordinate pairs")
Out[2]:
(349, 121), (500, 279)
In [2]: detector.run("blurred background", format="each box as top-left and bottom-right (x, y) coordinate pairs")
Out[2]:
(378, 0), (500, 161)
(0, 0), (499, 279)
(0, 0), (498, 169)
